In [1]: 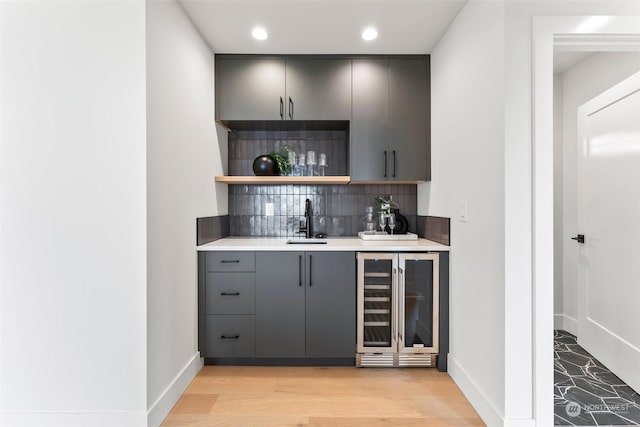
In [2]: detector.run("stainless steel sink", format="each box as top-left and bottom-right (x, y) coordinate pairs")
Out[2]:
(286, 239), (328, 244)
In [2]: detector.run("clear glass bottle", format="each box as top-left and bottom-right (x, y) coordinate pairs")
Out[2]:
(363, 206), (376, 234)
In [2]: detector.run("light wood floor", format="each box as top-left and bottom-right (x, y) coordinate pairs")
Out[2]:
(162, 366), (485, 426)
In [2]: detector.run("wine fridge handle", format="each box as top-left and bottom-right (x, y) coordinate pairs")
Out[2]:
(398, 267), (404, 342)
(393, 267), (398, 342)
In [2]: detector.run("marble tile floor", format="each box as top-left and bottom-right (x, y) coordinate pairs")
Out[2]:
(554, 330), (640, 426)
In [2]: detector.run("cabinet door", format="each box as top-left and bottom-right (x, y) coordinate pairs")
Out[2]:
(217, 57), (286, 120)
(285, 58), (352, 120)
(351, 59), (390, 181)
(389, 58), (430, 181)
(255, 252), (306, 357)
(398, 253), (439, 354)
(305, 252), (356, 358)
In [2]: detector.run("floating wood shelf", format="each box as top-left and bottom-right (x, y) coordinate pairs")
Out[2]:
(215, 176), (352, 185)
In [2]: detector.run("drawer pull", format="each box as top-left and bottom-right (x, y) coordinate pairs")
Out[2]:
(220, 260), (240, 263)
(220, 292), (240, 296)
(220, 335), (240, 340)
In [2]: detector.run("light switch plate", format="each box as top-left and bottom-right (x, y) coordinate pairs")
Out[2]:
(265, 202), (274, 216)
(459, 201), (468, 222)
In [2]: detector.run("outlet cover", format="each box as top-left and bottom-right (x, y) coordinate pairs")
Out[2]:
(265, 202), (274, 216)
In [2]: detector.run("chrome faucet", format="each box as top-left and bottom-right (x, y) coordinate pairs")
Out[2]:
(298, 198), (313, 238)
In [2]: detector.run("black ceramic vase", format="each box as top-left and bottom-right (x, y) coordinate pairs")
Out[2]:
(252, 155), (279, 176)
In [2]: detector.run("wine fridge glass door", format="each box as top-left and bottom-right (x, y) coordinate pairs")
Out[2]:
(398, 253), (439, 354)
(357, 253), (397, 353)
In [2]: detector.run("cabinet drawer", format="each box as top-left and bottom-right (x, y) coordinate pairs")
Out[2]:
(205, 252), (255, 272)
(205, 315), (255, 358)
(206, 273), (255, 314)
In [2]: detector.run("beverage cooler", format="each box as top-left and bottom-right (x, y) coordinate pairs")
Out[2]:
(356, 252), (439, 367)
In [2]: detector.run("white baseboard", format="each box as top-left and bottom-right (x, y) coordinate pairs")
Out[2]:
(448, 354), (504, 427)
(147, 352), (203, 427)
(554, 314), (577, 335)
(1, 353), (203, 427)
(448, 354), (534, 427)
(0, 412), (146, 427)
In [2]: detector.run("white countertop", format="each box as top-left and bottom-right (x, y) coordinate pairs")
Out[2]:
(197, 236), (450, 252)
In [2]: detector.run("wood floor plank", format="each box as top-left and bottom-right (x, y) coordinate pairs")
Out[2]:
(161, 414), (309, 426)
(414, 396), (482, 419)
(307, 417), (485, 426)
(170, 394), (218, 414)
(210, 394), (424, 418)
(163, 366), (485, 426)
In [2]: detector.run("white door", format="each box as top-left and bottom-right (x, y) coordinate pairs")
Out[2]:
(577, 69), (640, 394)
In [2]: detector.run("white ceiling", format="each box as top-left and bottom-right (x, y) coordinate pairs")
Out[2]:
(178, 0), (468, 54)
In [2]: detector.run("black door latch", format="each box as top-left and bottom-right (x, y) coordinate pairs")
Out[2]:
(571, 234), (585, 243)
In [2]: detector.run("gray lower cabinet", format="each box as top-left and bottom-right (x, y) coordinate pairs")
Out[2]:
(201, 252), (256, 358)
(255, 251), (356, 359)
(255, 252), (306, 357)
(205, 315), (255, 357)
(351, 56), (430, 181)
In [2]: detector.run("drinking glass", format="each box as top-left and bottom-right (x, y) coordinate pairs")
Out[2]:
(378, 212), (387, 233)
(298, 154), (306, 176)
(287, 151), (297, 176)
(306, 151), (316, 176)
(318, 153), (327, 176)
(387, 213), (396, 235)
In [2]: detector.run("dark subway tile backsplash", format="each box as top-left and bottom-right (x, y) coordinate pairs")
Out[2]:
(228, 184), (417, 237)
(229, 129), (349, 176)
(196, 215), (229, 245)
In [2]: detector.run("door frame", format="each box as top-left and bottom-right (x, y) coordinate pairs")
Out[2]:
(532, 16), (640, 426)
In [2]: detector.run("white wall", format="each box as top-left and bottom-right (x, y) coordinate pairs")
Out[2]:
(426, 1), (640, 426)
(554, 52), (640, 334)
(504, 2), (640, 426)
(145, 1), (226, 424)
(419, 1), (507, 425)
(0, 1), (148, 426)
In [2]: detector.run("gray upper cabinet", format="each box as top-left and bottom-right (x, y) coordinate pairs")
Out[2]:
(285, 58), (352, 120)
(351, 59), (390, 181)
(216, 57), (286, 121)
(351, 56), (430, 182)
(216, 55), (352, 121)
(389, 58), (430, 181)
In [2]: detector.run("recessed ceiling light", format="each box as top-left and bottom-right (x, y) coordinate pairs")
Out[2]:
(252, 27), (268, 41)
(362, 27), (378, 41)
